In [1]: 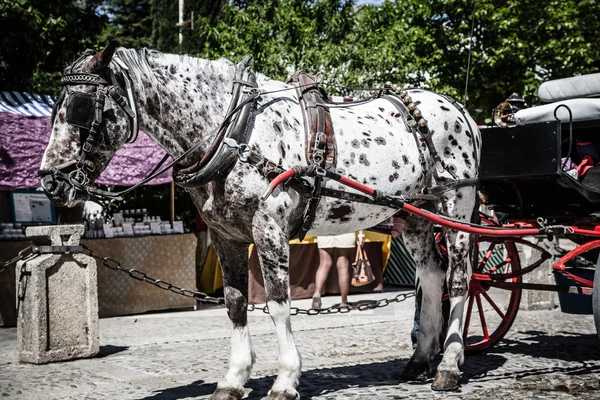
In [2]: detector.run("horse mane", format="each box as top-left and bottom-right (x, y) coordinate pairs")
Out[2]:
(113, 48), (235, 101)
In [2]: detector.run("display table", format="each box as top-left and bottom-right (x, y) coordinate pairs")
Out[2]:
(0, 234), (197, 326)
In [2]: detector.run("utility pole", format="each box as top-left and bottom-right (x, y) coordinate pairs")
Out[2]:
(178, 0), (184, 45)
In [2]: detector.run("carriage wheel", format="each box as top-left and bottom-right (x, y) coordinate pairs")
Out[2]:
(439, 215), (522, 353)
(593, 257), (600, 339)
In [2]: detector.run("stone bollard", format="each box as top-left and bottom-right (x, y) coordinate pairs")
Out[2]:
(17, 224), (99, 364)
(517, 237), (558, 311)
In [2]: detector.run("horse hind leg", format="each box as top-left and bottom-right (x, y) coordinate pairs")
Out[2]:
(432, 188), (477, 391)
(400, 213), (445, 382)
(253, 212), (301, 400)
(209, 231), (255, 400)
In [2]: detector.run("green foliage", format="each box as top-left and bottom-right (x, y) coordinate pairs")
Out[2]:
(4, 0), (599, 120)
(0, 0), (107, 94)
(99, 0), (153, 48)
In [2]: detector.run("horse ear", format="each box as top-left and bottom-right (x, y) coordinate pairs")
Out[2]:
(89, 41), (119, 73)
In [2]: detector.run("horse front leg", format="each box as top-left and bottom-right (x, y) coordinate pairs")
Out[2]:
(253, 212), (301, 400)
(432, 229), (472, 391)
(209, 231), (255, 400)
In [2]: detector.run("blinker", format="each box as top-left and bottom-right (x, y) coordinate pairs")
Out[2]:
(66, 92), (95, 129)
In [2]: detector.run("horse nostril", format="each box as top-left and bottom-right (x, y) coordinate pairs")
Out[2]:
(41, 176), (59, 195)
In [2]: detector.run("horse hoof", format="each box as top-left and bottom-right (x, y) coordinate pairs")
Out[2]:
(431, 369), (460, 391)
(400, 359), (432, 382)
(267, 389), (300, 400)
(209, 387), (245, 400)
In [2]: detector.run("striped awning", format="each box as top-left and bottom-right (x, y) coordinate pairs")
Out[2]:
(0, 91), (55, 117)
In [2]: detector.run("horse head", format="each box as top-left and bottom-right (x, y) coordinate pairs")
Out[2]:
(40, 42), (138, 207)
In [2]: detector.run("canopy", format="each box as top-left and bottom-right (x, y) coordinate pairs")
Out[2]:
(0, 91), (172, 190)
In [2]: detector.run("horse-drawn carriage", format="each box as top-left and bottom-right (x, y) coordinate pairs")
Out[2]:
(442, 73), (600, 352)
(40, 44), (600, 395)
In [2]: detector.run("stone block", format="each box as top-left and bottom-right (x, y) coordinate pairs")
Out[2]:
(517, 237), (558, 311)
(17, 224), (99, 364)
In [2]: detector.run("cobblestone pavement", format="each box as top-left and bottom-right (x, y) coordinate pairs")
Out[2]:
(1, 289), (599, 399)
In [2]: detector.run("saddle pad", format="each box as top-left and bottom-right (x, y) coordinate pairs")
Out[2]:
(514, 98), (600, 125)
(538, 73), (600, 103)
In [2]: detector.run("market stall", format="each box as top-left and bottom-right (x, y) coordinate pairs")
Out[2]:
(0, 91), (197, 327)
(196, 231), (392, 304)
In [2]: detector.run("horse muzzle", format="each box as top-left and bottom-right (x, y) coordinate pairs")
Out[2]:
(39, 162), (86, 207)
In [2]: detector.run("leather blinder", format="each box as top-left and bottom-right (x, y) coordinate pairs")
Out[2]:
(66, 92), (96, 129)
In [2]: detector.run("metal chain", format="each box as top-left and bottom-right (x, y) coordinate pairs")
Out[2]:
(0, 246), (38, 274)
(82, 244), (415, 314)
(248, 291), (415, 316)
(82, 245), (226, 305)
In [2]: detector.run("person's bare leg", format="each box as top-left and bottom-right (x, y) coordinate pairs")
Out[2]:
(312, 248), (334, 309)
(335, 248), (353, 306)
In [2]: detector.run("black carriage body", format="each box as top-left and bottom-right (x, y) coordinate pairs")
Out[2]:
(479, 119), (600, 219)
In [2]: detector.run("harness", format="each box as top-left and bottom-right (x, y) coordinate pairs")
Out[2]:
(41, 49), (475, 238)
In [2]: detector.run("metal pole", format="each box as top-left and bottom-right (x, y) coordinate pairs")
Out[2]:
(178, 0), (184, 45)
(170, 181), (175, 225)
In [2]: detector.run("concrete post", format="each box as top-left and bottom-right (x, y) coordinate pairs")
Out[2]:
(17, 224), (99, 364)
(517, 237), (559, 311)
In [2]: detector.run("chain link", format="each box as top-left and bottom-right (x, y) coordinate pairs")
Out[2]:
(0, 246), (38, 274)
(3, 246), (414, 314)
(82, 245), (226, 305)
(247, 291), (415, 316)
(82, 244), (415, 313)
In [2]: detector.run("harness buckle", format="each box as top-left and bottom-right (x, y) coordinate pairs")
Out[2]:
(315, 167), (326, 177)
(312, 151), (324, 166)
(82, 142), (93, 153)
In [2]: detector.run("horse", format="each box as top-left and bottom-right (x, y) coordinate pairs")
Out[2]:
(40, 43), (481, 399)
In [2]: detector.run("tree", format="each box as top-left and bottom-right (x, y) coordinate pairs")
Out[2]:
(99, 0), (153, 49)
(0, 0), (107, 94)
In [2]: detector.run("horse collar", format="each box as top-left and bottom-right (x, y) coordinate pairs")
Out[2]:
(173, 55), (258, 188)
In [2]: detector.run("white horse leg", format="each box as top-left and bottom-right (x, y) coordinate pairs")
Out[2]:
(253, 213), (301, 400)
(401, 215), (445, 381)
(210, 232), (255, 400)
(432, 228), (472, 391)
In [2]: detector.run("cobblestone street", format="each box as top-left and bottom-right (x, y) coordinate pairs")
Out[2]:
(1, 289), (599, 399)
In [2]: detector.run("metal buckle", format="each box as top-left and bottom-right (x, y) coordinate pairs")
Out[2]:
(82, 141), (93, 153)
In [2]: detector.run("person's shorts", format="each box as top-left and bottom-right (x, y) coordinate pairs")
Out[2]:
(316, 233), (356, 249)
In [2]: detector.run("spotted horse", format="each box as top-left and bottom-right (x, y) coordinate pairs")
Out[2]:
(40, 43), (482, 398)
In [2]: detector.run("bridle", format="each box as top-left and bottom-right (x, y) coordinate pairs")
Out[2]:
(39, 49), (140, 204)
(40, 50), (259, 204)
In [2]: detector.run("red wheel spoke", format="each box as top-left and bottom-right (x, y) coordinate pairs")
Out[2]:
(481, 290), (506, 320)
(486, 257), (511, 275)
(479, 242), (498, 273)
(463, 294), (474, 342)
(475, 294), (490, 340)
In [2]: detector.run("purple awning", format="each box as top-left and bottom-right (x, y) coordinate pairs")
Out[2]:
(0, 113), (172, 190)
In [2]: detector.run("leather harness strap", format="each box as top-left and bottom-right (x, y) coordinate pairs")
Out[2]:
(287, 71), (336, 169)
(174, 55), (258, 188)
(286, 71), (337, 240)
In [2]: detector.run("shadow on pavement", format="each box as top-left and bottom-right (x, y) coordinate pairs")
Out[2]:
(141, 380), (215, 400)
(138, 356), (511, 400)
(459, 331), (600, 384)
(97, 345), (129, 358)
(490, 331), (600, 361)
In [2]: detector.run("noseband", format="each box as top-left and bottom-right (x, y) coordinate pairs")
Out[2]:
(39, 50), (140, 203)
